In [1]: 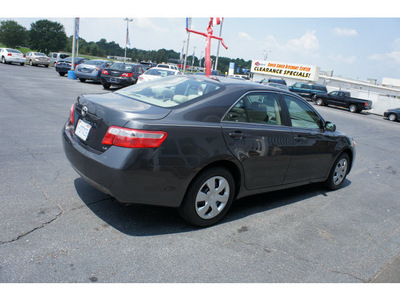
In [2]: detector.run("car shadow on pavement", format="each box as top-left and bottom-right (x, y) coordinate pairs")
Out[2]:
(74, 177), (351, 236)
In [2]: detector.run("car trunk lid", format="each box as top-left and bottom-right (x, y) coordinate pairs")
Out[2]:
(73, 92), (171, 152)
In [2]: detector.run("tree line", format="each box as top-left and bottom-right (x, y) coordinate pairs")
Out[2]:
(0, 19), (251, 74)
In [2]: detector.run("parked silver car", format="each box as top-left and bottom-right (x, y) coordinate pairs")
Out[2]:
(0, 48), (25, 65)
(25, 52), (50, 67)
(74, 59), (112, 83)
(49, 52), (69, 66)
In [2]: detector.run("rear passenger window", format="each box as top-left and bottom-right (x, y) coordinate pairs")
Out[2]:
(224, 92), (282, 125)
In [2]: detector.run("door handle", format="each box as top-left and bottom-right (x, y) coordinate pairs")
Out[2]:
(229, 131), (246, 139)
(293, 136), (306, 141)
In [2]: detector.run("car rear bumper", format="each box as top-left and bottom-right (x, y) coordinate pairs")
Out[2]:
(75, 71), (101, 81)
(101, 76), (135, 86)
(62, 124), (186, 207)
(7, 57), (25, 64)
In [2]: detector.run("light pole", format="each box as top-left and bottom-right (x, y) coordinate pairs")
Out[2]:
(263, 50), (271, 61)
(124, 18), (133, 63)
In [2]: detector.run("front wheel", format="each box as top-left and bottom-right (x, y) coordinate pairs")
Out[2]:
(102, 83), (111, 89)
(59, 72), (66, 76)
(1, 56), (6, 64)
(79, 78), (86, 83)
(178, 167), (235, 227)
(324, 153), (350, 190)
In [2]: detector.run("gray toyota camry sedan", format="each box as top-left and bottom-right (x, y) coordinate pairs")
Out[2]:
(62, 75), (356, 226)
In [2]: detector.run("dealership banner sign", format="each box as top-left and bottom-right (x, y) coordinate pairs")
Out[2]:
(251, 60), (320, 81)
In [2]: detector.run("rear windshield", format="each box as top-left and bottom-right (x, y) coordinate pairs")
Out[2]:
(146, 68), (176, 76)
(7, 49), (21, 54)
(85, 60), (106, 66)
(109, 62), (138, 71)
(116, 76), (222, 108)
(34, 52), (46, 56)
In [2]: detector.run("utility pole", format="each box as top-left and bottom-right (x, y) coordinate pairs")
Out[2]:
(214, 19), (224, 71)
(124, 18), (133, 63)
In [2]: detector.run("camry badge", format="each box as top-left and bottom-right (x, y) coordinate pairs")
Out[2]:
(81, 106), (88, 116)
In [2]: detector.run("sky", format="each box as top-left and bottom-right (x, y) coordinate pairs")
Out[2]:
(2, 0), (399, 83)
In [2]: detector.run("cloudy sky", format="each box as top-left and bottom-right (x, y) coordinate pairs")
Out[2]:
(2, 0), (399, 83)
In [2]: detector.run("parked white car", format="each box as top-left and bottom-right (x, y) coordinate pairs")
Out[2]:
(137, 67), (182, 83)
(0, 48), (25, 65)
(156, 63), (179, 71)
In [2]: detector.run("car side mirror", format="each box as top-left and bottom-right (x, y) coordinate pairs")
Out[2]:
(325, 121), (336, 132)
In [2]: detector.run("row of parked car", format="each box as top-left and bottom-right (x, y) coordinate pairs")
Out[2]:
(54, 56), (183, 89)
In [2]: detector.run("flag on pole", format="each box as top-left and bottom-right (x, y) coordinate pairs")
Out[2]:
(210, 17), (223, 27)
(126, 26), (130, 47)
(75, 18), (80, 39)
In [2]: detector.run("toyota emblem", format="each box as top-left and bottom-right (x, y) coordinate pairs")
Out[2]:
(81, 106), (88, 116)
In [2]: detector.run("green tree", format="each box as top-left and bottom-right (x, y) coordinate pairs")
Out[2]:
(0, 20), (27, 48)
(29, 19), (67, 53)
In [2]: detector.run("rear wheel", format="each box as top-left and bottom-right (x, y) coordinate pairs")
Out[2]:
(102, 83), (111, 89)
(29, 60), (34, 66)
(59, 72), (66, 76)
(324, 153), (350, 190)
(388, 113), (397, 121)
(178, 167), (235, 227)
(79, 78), (86, 83)
(349, 104), (358, 113)
(1, 56), (6, 64)
(316, 98), (324, 106)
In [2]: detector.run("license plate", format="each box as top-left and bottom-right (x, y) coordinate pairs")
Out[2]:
(75, 119), (92, 141)
(110, 77), (119, 83)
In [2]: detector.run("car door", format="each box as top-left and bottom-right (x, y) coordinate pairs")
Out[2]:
(221, 91), (293, 190)
(281, 94), (337, 183)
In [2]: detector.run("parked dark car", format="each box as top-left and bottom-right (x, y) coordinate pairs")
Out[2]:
(289, 82), (327, 99)
(55, 57), (88, 76)
(260, 78), (287, 86)
(313, 91), (373, 113)
(383, 108), (400, 122)
(74, 59), (112, 83)
(62, 76), (356, 226)
(100, 62), (145, 89)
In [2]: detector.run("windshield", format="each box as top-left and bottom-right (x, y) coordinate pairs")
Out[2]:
(116, 76), (222, 108)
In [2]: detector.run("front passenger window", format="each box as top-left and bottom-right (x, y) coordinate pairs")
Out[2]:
(283, 95), (321, 129)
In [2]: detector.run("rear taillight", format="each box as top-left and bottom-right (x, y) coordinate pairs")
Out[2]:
(8, 53), (12, 56)
(102, 70), (109, 75)
(102, 126), (167, 148)
(69, 103), (75, 124)
(121, 72), (133, 77)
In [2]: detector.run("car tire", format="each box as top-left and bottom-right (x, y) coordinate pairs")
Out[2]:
(102, 83), (111, 89)
(178, 167), (235, 227)
(1, 56), (6, 64)
(29, 60), (34, 66)
(20, 63), (24, 66)
(349, 104), (358, 113)
(324, 153), (350, 191)
(316, 98), (324, 106)
(79, 78), (86, 83)
(388, 113), (397, 122)
(45, 65), (49, 68)
(59, 72), (66, 76)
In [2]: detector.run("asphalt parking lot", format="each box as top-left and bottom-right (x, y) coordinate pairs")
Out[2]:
(1, 63), (400, 283)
